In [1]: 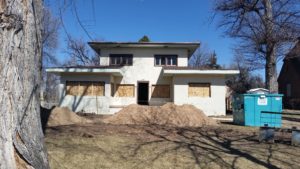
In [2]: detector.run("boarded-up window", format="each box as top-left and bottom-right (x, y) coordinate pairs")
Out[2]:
(78, 81), (93, 96)
(115, 84), (135, 97)
(93, 82), (105, 96)
(66, 81), (79, 96)
(188, 83), (210, 97)
(151, 85), (170, 98)
(66, 81), (104, 96)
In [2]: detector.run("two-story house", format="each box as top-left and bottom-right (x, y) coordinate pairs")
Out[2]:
(46, 42), (239, 116)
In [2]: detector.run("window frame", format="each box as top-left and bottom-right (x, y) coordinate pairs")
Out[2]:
(154, 55), (178, 66)
(109, 54), (133, 66)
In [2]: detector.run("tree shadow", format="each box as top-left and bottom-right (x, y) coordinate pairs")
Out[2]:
(124, 125), (297, 169)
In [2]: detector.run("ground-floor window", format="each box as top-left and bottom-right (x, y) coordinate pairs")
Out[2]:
(188, 83), (211, 97)
(113, 84), (135, 97)
(151, 85), (170, 98)
(66, 81), (105, 96)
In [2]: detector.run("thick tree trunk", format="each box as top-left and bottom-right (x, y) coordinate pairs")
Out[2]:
(265, 49), (278, 93)
(0, 0), (49, 169)
(263, 0), (278, 93)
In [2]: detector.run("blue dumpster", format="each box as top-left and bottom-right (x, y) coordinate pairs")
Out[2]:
(233, 94), (283, 127)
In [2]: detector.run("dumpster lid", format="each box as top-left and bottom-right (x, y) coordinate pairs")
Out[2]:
(247, 88), (270, 94)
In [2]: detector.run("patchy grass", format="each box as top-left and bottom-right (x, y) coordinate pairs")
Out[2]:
(46, 123), (300, 169)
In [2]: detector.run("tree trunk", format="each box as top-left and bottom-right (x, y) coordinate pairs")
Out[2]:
(263, 0), (278, 93)
(265, 49), (278, 93)
(0, 0), (49, 169)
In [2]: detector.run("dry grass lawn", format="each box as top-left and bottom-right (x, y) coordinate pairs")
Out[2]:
(45, 122), (300, 169)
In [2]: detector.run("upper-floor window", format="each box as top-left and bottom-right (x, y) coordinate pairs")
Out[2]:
(154, 55), (177, 66)
(110, 54), (133, 66)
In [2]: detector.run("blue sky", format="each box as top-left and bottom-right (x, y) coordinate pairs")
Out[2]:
(47, 0), (283, 78)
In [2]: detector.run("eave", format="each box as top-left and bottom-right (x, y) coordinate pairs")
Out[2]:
(163, 69), (240, 76)
(46, 67), (122, 76)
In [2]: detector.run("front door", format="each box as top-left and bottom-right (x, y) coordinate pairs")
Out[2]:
(137, 82), (149, 105)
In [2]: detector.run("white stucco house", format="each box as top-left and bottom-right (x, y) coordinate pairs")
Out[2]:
(46, 42), (239, 116)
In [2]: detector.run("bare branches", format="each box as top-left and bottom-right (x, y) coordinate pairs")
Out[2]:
(226, 51), (264, 94)
(189, 44), (212, 68)
(42, 7), (60, 67)
(64, 37), (99, 66)
(215, 0), (300, 56)
(72, 1), (93, 40)
(215, 0), (300, 92)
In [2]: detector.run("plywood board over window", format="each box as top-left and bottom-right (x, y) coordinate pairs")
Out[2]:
(188, 83), (211, 97)
(66, 81), (79, 96)
(115, 84), (135, 97)
(66, 81), (104, 96)
(93, 82), (105, 96)
(78, 81), (93, 96)
(151, 85), (170, 98)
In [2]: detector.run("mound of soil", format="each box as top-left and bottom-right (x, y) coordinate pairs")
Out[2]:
(104, 103), (217, 127)
(47, 107), (92, 127)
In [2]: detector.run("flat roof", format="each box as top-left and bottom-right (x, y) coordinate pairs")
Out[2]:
(46, 66), (122, 76)
(46, 66), (239, 76)
(163, 68), (240, 76)
(88, 41), (200, 57)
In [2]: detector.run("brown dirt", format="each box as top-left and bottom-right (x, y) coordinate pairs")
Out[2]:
(103, 103), (217, 127)
(47, 107), (92, 127)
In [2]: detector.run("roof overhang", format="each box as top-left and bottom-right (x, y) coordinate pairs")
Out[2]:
(88, 41), (200, 58)
(46, 67), (122, 76)
(163, 69), (240, 76)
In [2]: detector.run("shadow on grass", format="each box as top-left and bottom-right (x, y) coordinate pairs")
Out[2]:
(125, 125), (291, 169)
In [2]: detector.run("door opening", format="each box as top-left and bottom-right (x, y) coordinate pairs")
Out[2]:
(138, 82), (149, 105)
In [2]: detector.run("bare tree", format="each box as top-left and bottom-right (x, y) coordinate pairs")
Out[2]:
(189, 45), (222, 69)
(64, 37), (99, 66)
(189, 44), (212, 67)
(0, 0), (49, 168)
(41, 6), (60, 105)
(226, 51), (264, 94)
(206, 51), (222, 69)
(42, 7), (60, 67)
(214, 0), (300, 92)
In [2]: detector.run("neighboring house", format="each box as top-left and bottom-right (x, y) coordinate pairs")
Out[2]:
(278, 38), (300, 109)
(46, 42), (239, 116)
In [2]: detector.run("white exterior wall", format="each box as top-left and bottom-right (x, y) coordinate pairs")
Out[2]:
(58, 73), (111, 114)
(57, 48), (189, 114)
(173, 75), (227, 116)
(102, 48), (188, 108)
(56, 47), (230, 116)
(100, 48), (188, 66)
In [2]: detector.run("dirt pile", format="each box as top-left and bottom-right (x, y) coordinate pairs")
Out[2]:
(47, 107), (92, 126)
(104, 103), (217, 127)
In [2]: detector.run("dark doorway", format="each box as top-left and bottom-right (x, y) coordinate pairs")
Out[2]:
(138, 82), (149, 105)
